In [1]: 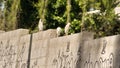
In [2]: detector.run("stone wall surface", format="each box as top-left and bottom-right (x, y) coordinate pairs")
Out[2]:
(0, 30), (5, 34)
(0, 29), (29, 68)
(32, 29), (57, 41)
(46, 32), (93, 68)
(0, 29), (120, 68)
(79, 35), (120, 68)
(30, 29), (57, 68)
(0, 29), (29, 40)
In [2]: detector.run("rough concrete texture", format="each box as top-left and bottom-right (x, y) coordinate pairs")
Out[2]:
(0, 35), (31, 68)
(46, 32), (93, 68)
(0, 29), (29, 40)
(29, 39), (49, 68)
(32, 29), (57, 41)
(78, 35), (120, 68)
(0, 29), (120, 68)
(29, 31), (93, 68)
(16, 34), (31, 68)
(30, 29), (58, 68)
(0, 29), (29, 68)
(31, 39), (49, 59)
(0, 30), (5, 34)
(0, 38), (18, 68)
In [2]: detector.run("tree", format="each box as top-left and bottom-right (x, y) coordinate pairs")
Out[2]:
(0, 0), (21, 31)
(18, 0), (38, 31)
(1, 0), (119, 37)
(0, 0), (5, 30)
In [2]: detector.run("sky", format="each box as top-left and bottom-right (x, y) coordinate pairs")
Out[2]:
(0, 1), (5, 11)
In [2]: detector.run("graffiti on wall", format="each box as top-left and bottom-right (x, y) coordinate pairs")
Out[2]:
(84, 53), (114, 68)
(0, 40), (17, 68)
(0, 40), (28, 68)
(18, 42), (26, 61)
(101, 40), (107, 54)
(52, 41), (81, 68)
(31, 60), (39, 68)
(84, 39), (114, 68)
(17, 42), (28, 68)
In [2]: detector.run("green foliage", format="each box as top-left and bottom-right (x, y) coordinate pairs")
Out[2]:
(0, 0), (21, 31)
(27, 0), (120, 37)
(0, 0), (3, 30)
(18, 0), (38, 31)
(69, 0), (120, 38)
(45, 0), (67, 29)
(33, 0), (48, 21)
(0, 0), (120, 38)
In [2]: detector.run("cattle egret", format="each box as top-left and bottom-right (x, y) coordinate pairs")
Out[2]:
(38, 19), (43, 31)
(87, 10), (100, 14)
(65, 22), (71, 35)
(115, 7), (120, 14)
(57, 27), (62, 37)
(115, 7), (120, 20)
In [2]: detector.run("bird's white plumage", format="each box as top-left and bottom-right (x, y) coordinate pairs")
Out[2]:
(65, 22), (70, 35)
(115, 7), (120, 20)
(87, 10), (100, 14)
(57, 27), (62, 37)
(115, 7), (120, 14)
(38, 19), (43, 31)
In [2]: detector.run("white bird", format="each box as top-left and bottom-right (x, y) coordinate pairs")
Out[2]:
(57, 27), (62, 37)
(65, 22), (71, 35)
(115, 7), (120, 20)
(115, 7), (120, 14)
(38, 19), (43, 31)
(87, 10), (100, 14)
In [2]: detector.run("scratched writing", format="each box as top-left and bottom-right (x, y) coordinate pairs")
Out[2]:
(52, 41), (80, 68)
(31, 60), (39, 68)
(0, 40), (17, 68)
(84, 53), (114, 68)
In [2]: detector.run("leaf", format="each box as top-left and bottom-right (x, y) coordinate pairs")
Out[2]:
(88, 18), (95, 25)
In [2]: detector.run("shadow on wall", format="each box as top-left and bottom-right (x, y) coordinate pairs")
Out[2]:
(114, 35), (120, 68)
(75, 43), (82, 68)
(75, 32), (87, 68)
(27, 34), (33, 68)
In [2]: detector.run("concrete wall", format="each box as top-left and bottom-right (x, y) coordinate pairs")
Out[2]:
(0, 29), (120, 68)
(79, 35), (120, 68)
(0, 29), (29, 68)
(0, 30), (5, 34)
